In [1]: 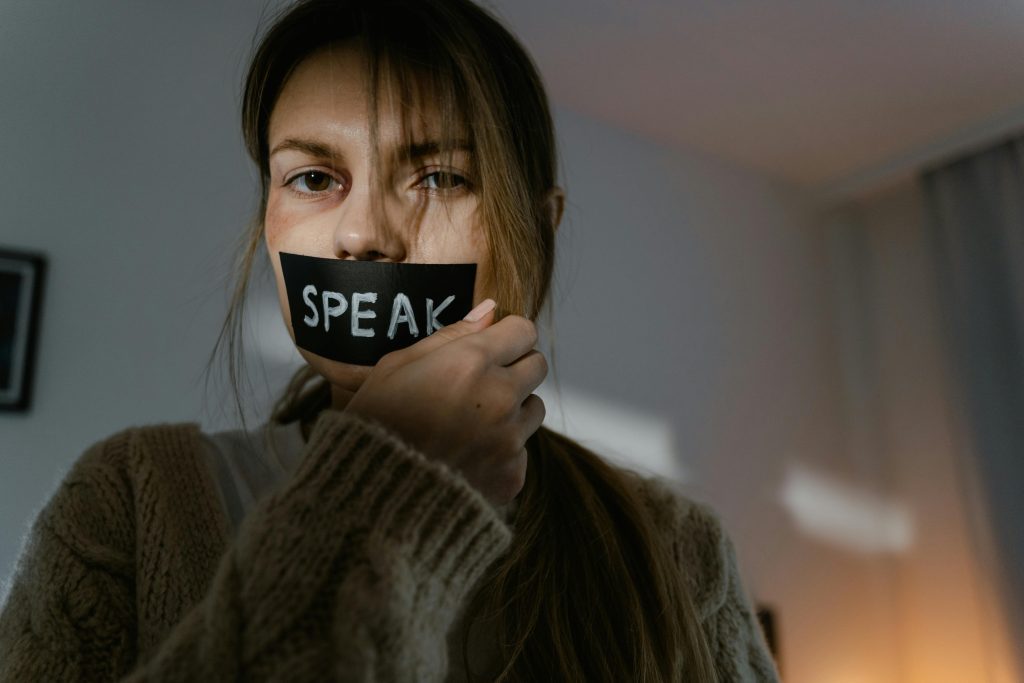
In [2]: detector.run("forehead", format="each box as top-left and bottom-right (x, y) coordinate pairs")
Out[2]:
(267, 41), (456, 148)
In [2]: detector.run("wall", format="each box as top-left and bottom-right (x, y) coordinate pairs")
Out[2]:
(0, 2), (906, 681)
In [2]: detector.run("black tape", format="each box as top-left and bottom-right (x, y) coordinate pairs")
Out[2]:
(280, 252), (477, 365)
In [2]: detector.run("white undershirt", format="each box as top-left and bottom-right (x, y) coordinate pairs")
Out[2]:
(199, 419), (307, 532)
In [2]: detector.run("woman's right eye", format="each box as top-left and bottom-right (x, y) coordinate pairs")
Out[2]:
(284, 170), (342, 197)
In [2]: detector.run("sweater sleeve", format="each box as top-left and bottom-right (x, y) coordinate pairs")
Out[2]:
(674, 499), (781, 683)
(0, 409), (513, 683)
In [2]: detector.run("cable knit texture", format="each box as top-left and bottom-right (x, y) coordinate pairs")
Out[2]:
(0, 409), (779, 682)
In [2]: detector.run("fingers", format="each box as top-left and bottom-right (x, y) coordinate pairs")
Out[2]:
(474, 315), (539, 366)
(384, 304), (539, 382)
(504, 349), (548, 402)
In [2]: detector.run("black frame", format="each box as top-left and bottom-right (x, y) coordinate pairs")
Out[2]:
(0, 248), (46, 411)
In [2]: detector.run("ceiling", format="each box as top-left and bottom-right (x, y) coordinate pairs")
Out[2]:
(488, 0), (1024, 193)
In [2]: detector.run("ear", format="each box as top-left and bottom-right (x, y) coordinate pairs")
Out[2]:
(543, 186), (566, 233)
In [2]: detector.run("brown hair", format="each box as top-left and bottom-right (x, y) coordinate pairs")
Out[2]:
(210, 0), (717, 679)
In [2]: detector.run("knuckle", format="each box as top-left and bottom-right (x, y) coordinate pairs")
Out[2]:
(502, 315), (537, 347)
(535, 351), (549, 377)
(520, 318), (539, 346)
(450, 357), (482, 388)
(468, 337), (492, 363)
(534, 395), (546, 422)
(457, 344), (490, 379)
(450, 352), (493, 395)
(453, 338), (488, 367)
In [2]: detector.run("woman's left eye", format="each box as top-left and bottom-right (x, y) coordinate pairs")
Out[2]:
(284, 170), (341, 196)
(419, 171), (468, 191)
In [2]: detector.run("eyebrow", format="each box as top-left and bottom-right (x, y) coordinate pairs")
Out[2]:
(270, 137), (340, 159)
(269, 136), (473, 162)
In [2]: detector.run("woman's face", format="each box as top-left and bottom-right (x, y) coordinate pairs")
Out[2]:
(264, 41), (492, 396)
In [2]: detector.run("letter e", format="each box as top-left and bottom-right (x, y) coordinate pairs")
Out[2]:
(351, 292), (378, 337)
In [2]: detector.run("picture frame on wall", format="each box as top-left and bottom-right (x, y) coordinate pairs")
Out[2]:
(0, 248), (46, 412)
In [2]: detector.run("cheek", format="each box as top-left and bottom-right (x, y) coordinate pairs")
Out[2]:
(430, 231), (492, 301)
(264, 196), (302, 340)
(264, 195), (296, 247)
(416, 203), (487, 259)
(264, 194), (339, 257)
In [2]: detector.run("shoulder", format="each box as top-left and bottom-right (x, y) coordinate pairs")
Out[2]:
(10, 421), (205, 585)
(624, 470), (782, 681)
(43, 422), (206, 539)
(67, 421), (203, 474)
(56, 422), (206, 506)
(621, 470), (733, 621)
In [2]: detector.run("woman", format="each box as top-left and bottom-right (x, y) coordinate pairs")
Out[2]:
(0, 1), (780, 681)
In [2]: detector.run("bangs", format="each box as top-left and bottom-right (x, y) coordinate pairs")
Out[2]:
(358, 18), (476, 238)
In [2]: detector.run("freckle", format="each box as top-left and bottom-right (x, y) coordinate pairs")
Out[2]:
(476, 402), (482, 409)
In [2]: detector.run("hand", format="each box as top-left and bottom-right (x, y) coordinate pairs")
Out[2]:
(344, 300), (547, 506)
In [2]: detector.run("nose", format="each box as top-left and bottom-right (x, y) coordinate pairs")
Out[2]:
(332, 185), (406, 261)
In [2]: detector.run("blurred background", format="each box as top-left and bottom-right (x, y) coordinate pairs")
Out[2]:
(2, 1), (1022, 680)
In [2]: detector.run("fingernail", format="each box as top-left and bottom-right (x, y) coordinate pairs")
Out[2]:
(464, 298), (496, 322)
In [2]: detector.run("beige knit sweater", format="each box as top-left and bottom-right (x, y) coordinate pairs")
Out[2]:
(0, 409), (780, 682)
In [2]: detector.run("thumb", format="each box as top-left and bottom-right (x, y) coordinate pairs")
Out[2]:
(398, 298), (497, 362)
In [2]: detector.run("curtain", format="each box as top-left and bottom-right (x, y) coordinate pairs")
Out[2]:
(921, 133), (1024, 671)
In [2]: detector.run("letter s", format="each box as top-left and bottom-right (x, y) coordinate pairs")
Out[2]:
(302, 284), (319, 327)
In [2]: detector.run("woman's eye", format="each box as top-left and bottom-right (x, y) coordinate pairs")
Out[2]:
(285, 170), (340, 196)
(420, 171), (468, 191)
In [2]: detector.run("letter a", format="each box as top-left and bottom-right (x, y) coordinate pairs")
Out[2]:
(387, 293), (419, 340)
